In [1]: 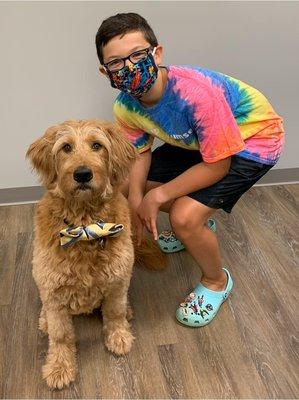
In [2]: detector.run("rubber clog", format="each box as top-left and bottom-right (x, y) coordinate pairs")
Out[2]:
(157, 218), (216, 253)
(175, 267), (233, 327)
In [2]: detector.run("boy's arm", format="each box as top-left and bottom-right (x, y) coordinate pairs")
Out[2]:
(127, 149), (152, 246)
(113, 114), (153, 200)
(128, 149), (152, 203)
(154, 156), (231, 204)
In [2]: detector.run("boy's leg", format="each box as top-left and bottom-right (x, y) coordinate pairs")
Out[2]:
(169, 196), (227, 291)
(122, 176), (226, 289)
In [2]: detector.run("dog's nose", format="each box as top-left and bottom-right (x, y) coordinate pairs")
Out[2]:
(73, 166), (93, 183)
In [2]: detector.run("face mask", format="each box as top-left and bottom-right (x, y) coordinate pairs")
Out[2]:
(107, 48), (158, 98)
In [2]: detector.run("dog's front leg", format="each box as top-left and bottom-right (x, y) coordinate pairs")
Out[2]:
(42, 307), (77, 389)
(102, 284), (135, 355)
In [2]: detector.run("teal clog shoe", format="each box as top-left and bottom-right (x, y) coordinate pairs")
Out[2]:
(176, 268), (233, 327)
(157, 218), (216, 253)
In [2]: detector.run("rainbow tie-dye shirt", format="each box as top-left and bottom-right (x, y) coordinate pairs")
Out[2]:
(113, 65), (285, 165)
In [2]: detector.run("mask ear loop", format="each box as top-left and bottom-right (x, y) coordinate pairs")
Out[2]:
(149, 47), (159, 75)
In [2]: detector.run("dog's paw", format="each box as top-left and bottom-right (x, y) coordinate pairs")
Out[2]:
(42, 360), (76, 390)
(105, 328), (134, 355)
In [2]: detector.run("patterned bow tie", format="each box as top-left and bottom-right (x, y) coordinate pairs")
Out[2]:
(59, 219), (124, 248)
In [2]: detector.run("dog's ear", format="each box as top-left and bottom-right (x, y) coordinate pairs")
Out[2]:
(26, 125), (60, 188)
(103, 121), (138, 187)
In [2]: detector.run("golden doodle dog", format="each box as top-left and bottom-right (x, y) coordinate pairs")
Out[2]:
(26, 119), (166, 389)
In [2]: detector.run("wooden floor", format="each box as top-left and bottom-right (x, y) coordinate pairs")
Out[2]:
(0, 184), (298, 398)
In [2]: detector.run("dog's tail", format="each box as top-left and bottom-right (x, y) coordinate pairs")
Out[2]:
(133, 235), (168, 271)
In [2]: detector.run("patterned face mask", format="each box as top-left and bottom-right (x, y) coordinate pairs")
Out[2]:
(107, 48), (158, 98)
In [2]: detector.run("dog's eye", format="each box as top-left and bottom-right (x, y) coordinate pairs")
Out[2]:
(92, 142), (102, 151)
(62, 143), (72, 153)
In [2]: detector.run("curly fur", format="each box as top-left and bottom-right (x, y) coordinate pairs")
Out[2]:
(26, 119), (166, 389)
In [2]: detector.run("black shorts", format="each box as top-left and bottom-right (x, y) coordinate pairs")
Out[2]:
(147, 143), (274, 213)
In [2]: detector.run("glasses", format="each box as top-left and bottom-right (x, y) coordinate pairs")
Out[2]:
(103, 46), (156, 72)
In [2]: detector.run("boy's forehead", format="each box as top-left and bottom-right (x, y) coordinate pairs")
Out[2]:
(102, 31), (150, 61)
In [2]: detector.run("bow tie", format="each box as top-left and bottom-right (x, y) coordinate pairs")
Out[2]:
(59, 219), (124, 248)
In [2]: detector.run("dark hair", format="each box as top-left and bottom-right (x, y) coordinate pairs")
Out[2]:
(95, 12), (158, 64)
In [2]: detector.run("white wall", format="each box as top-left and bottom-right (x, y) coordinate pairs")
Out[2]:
(1, 1), (298, 189)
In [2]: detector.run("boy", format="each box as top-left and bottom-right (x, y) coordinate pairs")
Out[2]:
(95, 13), (285, 327)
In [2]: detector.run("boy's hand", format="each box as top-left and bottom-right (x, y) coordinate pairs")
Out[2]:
(136, 188), (163, 241)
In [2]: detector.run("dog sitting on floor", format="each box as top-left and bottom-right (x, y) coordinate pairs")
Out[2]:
(26, 119), (166, 390)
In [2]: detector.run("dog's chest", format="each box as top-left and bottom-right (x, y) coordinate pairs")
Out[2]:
(56, 267), (110, 315)
(39, 236), (133, 315)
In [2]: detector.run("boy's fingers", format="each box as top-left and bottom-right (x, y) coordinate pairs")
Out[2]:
(150, 218), (158, 241)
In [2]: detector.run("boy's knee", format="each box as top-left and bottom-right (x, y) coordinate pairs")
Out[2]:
(169, 201), (198, 234)
(169, 197), (211, 235)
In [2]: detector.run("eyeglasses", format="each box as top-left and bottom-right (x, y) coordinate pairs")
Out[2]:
(103, 46), (156, 72)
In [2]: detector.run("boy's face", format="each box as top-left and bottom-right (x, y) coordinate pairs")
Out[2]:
(99, 31), (163, 77)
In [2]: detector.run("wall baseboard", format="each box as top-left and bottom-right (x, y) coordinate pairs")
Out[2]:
(0, 168), (298, 206)
(0, 185), (45, 206)
(254, 167), (298, 186)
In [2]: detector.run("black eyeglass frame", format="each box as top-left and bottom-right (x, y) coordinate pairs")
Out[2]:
(103, 46), (155, 72)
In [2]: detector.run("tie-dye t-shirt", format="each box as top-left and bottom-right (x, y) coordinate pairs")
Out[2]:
(113, 65), (285, 165)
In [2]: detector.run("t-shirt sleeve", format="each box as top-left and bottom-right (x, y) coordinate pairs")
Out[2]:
(194, 89), (245, 163)
(113, 113), (153, 154)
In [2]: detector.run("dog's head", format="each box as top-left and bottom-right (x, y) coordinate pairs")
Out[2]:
(26, 119), (137, 200)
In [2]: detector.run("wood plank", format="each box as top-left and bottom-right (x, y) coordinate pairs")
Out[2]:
(2, 232), (40, 398)
(0, 206), (18, 305)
